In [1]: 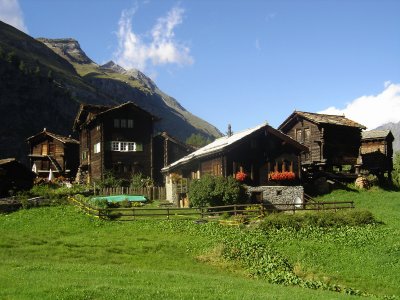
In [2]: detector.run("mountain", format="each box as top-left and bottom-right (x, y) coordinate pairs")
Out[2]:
(37, 38), (221, 140)
(374, 121), (400, 152)
(0, 21), (221, 163)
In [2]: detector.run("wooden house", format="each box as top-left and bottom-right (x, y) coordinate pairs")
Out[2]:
(152, 132), (195, 185)
(0, 158), (36, 196)
(278, 111), (366, 173)
(73, 102), (157, 183)
(162, 123), (308, 186)
(361, 130), (394, 180)
(27, 129), (79, 179)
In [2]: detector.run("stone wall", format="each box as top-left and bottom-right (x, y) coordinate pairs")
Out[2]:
(247, 185), (304, 210)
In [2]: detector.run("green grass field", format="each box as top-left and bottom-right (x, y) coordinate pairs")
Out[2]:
(0, 188), (399, 299)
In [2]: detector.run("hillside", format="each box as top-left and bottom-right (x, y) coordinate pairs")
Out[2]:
(37, 38), (222, 140)
(375, 121), (400, 152)
(0, 21), (221, 163)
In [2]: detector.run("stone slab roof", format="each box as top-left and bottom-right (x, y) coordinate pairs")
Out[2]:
(279, 111), (366, 131)
(362, 130), (393, 140)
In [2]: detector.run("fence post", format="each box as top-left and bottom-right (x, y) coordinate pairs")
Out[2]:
(234, 204), (237, 216)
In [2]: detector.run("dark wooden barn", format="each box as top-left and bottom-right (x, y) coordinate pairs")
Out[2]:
(0, 158), (36, 196)
(162, 123), (307, 186)
(73, 102), (157, 183)
(153, 132), (195, 185)
(26, 129), (79, 179)
(361, 130), (394, 181)
(278, 111), (366, 175)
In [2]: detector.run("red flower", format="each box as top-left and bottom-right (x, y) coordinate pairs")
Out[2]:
(269, 171), (296, 181)
(235, 171), (247, 181)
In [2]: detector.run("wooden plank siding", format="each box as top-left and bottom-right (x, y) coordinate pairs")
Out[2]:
(75, 102), (156, 183)
(163, 124), (306, 187)
(27, 131), (79, 178)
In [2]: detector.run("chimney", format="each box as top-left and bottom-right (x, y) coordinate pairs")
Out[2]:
(227, 124), (233, 137)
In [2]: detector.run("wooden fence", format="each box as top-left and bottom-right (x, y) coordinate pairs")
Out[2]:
(69, 196), (354, 221)
(96, 187), (166, 201)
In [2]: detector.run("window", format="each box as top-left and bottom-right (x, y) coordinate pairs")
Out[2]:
(82, 151), (88, 160)
(120, 119), (127, 128)
(127, 119), (134, 128)
(114, 119), (120, 128)
(110, 141), (143, 152)
(128, 142), (135, 151)
(304, 128), (310, 142)
(296, 129), (302, 142)
(112, 141), (119, 151)
(121, 142), (131, 151)
(94, 143), (101, 154)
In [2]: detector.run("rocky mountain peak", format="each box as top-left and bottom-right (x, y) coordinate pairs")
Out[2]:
(124, 68), (156, 90)
(100, 61), (126, 73)
(37, 38), (95, 65)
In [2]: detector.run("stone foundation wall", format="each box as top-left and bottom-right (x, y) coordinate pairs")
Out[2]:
(247, 185), (304, 210)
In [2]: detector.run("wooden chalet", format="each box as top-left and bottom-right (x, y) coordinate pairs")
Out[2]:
(0, 158), (36, 196)
(153, 132), (195, 185)
(162, 123), (308, 186)
(361, 130), (394, 180)
(73, 102), (158, 183)
(278, 111), (366, 174)
(26, 129), (79, 179)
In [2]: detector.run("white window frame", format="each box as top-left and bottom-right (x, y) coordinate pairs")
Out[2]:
(110, 141), (142, 152)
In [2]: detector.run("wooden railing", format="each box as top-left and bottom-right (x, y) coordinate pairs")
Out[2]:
(69, 196), (354, 221)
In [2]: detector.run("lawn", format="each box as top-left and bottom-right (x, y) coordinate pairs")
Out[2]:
(0, 187), (398, 299)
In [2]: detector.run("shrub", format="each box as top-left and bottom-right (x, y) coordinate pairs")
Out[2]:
(95, 171), (123, 188)
(119, 199), (131, 208)
(89, 198), (109, 208)
(130, 172), (153, 189)
(189, 175), (246, 207)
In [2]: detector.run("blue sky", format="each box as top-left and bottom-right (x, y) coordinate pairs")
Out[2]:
(1, 0), (400, 133)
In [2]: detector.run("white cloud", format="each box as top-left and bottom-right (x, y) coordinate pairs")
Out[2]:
(114, 5), (193, 72)
(319, 82), (400, 129)
(0, 0), (28, 33)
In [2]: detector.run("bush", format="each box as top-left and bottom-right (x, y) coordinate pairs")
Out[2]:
(130, 172), (153, 189)
(95, 171), (123, 188)
(188, 175), (246, 207)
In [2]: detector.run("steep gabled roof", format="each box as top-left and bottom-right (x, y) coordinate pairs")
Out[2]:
(362, 130), (394, 141)
(162, 123), (307, 173)
(73, 102), (158, 130)
(26, 129), (79, 144)
(278, 111), (366, 132)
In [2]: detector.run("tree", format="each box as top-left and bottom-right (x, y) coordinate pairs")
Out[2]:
(186, 133), (212, 148)
(393, 151), (400, 187)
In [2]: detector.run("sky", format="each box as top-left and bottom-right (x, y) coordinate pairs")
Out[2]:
(1, 0), (399, 133)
